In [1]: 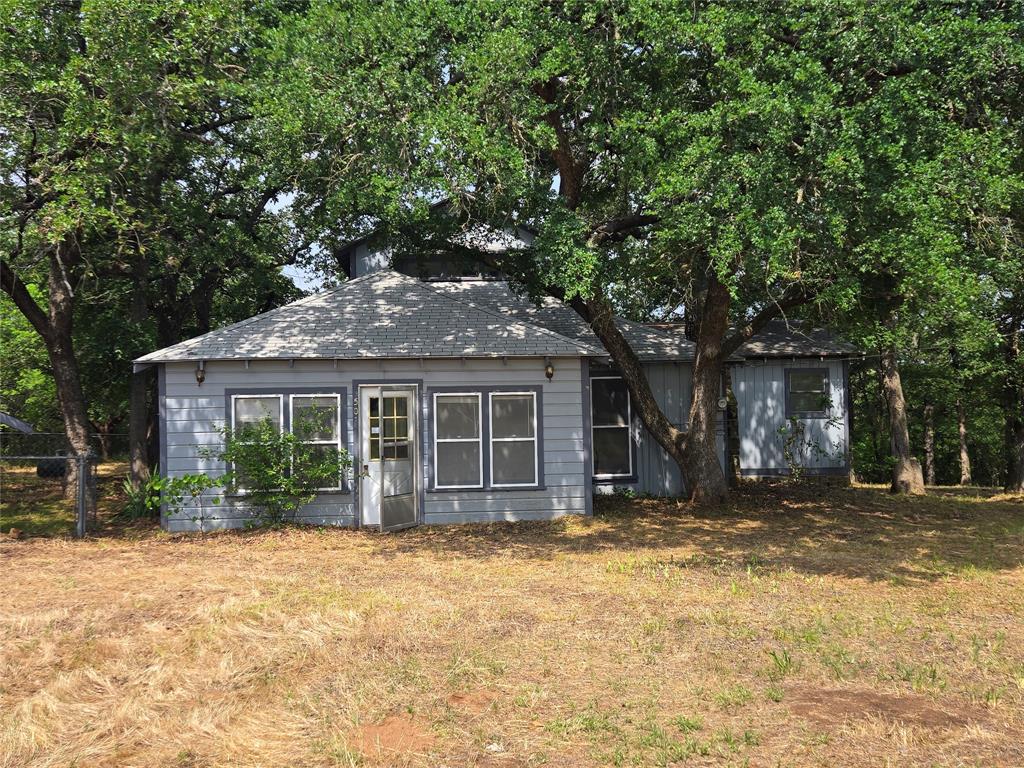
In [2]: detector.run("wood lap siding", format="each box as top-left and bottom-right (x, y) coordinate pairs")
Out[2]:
(732, 358), (849, 476)
(161, 358), (587, 531)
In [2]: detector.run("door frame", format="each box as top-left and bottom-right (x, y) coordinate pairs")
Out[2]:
(355, 380), (423, 530)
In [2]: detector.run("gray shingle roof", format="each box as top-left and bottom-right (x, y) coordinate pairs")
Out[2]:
(135, 270), (599, 363)
(733, 319), (857, 359)
(428, 280), (696, 361)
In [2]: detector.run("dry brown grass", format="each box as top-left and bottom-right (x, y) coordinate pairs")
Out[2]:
(1, 484), (1023, 767)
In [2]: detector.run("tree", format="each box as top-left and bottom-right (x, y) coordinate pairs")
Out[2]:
(1, 1), (301, 503)
(264, 0), (1023, 500)
(0, 286), (59, 432)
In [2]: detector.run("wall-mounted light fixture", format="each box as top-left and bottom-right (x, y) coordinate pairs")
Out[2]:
(195, 360), (206, 386)
(544, 356), (555, 381)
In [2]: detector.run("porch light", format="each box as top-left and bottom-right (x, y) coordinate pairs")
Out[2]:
(195, 360), (206, 386)
(544, 357), (555, 381)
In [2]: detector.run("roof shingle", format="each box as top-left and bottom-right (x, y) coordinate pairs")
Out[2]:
(732, 319), (857, 358)
(428, 280), (696, 361)
(135, 271), (599, 363)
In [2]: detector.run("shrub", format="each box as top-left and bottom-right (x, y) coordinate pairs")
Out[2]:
(203, 412), (352, 526)
(121, 469), (215, 519)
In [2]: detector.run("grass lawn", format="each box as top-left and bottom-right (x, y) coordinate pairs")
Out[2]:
(1, 482), (1023, 767)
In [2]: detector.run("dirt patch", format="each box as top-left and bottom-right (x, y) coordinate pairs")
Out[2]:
(788, 686), (986, 729)
(349, 714), (436, 757)
(448, 689), (497, 713)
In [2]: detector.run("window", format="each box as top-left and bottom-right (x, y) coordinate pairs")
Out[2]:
(434, 393), (482, 488)
(367, 395), (410, 461)
(591, 377), (632, 478)
(489, 392), (538, 487)
(291, 394), (342, 489)
(232, 395), (283, 436)
(787, 369), (829, 416)
(230, 395), (283, 490)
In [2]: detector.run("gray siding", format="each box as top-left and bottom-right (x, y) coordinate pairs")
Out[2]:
(160, 357), (587, 531)
(592, 362), (727, 498)
(352, 242), (391, 277)
(731, 358), (849, 476)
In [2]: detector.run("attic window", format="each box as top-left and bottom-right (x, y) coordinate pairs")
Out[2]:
(786, 369), (830, 416)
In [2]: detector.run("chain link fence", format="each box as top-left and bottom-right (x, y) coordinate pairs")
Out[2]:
(0, 432), (121, 538)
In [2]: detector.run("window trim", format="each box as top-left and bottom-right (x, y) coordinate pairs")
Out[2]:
(229, 394), (284, 494)
(289, 393), (343, 491)
(785, 368), (830, 418)
(223, 387), (349, 497)
(488, 391), (539, 488)
(432, 391), (484, 490)
(590, 376), (634, 480)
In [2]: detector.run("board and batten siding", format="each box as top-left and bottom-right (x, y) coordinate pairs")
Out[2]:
(160, 357), (588, 531)
(731, 358), (850, 476)
(592, 361), (727, 497)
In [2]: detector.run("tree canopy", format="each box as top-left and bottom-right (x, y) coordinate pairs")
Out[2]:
(260, 0), (1024, 494)
(2, 0), (1022, 498)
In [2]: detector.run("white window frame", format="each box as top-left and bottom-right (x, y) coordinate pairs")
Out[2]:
(590, 376), (633, 479)
(433, 392), (484, 490)
(290, 393), (343, 491)
(230, 394), (284, 493)
(488, 391), (539, 488)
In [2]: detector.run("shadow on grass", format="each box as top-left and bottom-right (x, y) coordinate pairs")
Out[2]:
(4, 464), (1023, 585)
(375, 483), (1024, 584)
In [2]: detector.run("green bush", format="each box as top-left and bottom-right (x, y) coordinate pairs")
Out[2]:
(121, 469), (215, 520)
(204, 413), (352, 526)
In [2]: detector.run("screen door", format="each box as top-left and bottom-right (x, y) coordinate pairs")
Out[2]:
(360, 386), (418, 531)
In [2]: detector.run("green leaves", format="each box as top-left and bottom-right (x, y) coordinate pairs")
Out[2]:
(206, 417), (353, 526)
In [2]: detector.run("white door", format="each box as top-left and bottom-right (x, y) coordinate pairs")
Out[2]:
(359, 386), (418, 531)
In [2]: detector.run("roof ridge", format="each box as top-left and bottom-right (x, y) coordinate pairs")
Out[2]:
(414, 279), (603, 355)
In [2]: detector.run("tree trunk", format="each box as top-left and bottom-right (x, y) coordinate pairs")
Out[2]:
(46, 237), (96, 512)
(92, 422), (113, 462)
(681, 276), (730, 503)
(128, 245), (151, 488)
(880, 346), (925, 495)
(1007, 415), (1024, 493)
(923, 402), (935, 486)
(1003, 326), (1024, 492)
(576, 277), (731, 503)
(577, 295), (689, 478)
(956, 396), (972, 486)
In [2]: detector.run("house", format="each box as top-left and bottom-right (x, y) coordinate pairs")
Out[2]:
(134, 261), (854, 532)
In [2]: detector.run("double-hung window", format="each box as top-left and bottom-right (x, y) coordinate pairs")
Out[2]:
(433, 393), (483, 488)
(290, 394), (342, 489)
(786, 369), (829, 417)
(591, 377), (632, 479)
(489, 392), (538, 487)
(230, 395), (283, 490)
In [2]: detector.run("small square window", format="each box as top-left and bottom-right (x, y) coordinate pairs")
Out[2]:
(787, 370), (829, 416)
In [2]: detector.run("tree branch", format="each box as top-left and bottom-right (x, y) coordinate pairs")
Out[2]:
(1, 257), (51, 341)
(721, 284), (814, 357)
(588, 213), (660, 246)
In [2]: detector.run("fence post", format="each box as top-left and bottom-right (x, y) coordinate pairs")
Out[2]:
(75, 454), (87, 539)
